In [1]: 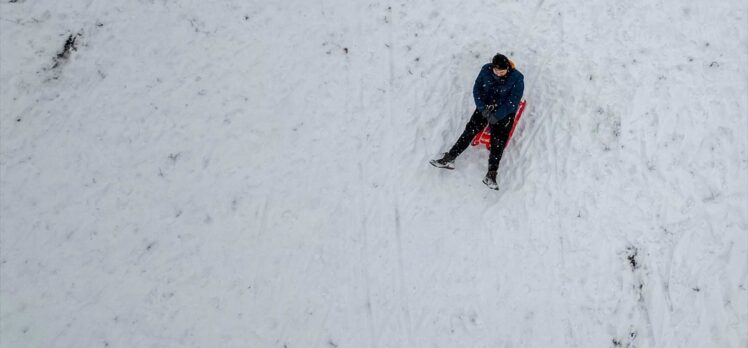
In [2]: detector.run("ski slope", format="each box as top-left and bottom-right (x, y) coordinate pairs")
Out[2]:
(1, 0), (747, 347)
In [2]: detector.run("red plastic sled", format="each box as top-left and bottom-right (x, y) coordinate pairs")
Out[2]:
(471, 99), (527, 150)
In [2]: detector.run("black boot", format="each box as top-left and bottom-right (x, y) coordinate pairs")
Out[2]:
(482, 170), (498, 190)
(430, 152), (456, 170)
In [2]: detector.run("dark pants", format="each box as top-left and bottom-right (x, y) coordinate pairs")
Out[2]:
(447, 110), (515, 172)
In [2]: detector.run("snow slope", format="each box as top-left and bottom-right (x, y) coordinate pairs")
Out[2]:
(1, 0), (746, 347)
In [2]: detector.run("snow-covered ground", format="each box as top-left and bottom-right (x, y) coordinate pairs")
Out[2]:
(1, 0), (746, 347)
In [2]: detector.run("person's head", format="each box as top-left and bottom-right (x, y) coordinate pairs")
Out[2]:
(491, 53), (511, 77)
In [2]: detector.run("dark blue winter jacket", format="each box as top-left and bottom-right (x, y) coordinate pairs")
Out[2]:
(473, 64), (524, 121)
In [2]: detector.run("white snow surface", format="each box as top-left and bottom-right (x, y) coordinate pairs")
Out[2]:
(1, 0), (747, 347)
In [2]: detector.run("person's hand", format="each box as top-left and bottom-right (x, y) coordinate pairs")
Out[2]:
(482, 104), (496, 119)
(489, 113), (513, 126)
(488, 114), (499, 125)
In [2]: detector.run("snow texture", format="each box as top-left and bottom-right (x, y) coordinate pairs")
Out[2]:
(1, 0), (747, 347)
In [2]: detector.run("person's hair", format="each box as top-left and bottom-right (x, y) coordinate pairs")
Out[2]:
(491, 53), (511, 70)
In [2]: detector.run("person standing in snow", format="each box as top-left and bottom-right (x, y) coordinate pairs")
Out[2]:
(430, 53), (524, 190)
